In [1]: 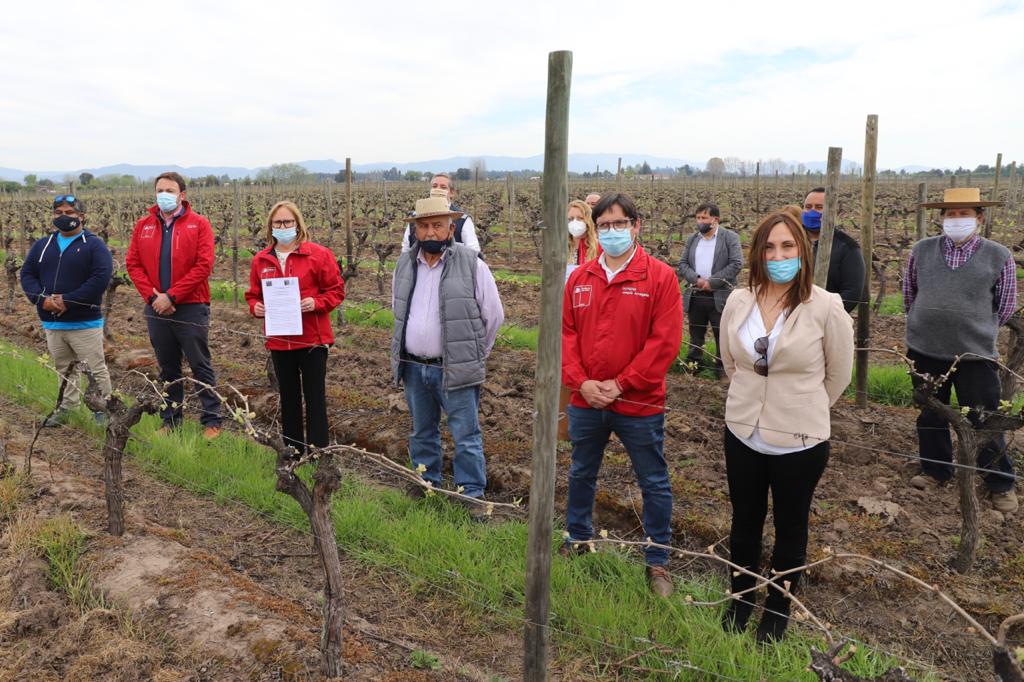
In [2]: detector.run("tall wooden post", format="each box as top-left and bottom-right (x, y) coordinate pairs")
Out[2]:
(814, 147), (843, 288)
(987, 153), (1002, 238)
(616, 157), (622, 191)
(1008, 161), (1018, 210)
(915, 182), (928, 241)
(855, 116), (878, 408)
(324, 179), (334, 248)
(232, 183), (240, 306)
(506, 173), (515, 264)
(345, 158), (353, 271)
(754, 161), (761, 213)
(523, 49), (571, 682)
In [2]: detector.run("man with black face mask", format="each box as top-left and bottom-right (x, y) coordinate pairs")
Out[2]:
(21, 195), (113, 426)
(677, 202), (742, 379)
(802, 187), (864, 313)
(391, 197), (503, 520)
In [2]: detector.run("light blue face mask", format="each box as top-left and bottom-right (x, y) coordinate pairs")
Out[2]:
(598, 227), (633, 257)
(156, 192), (178, 213)
(273, 227), (298, 245)
(766, 257), (801, 284)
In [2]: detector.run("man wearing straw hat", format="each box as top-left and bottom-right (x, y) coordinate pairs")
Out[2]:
(400, 173), (481, 255)
(903, 187), (1018, 513)
(391, 196), (504, 519)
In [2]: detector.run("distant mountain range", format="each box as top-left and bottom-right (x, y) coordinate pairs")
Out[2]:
(0, 155), (933, 183)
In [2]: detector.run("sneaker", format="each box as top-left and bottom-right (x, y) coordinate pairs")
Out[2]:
(910, 474), (942, 491)
(722, 598), (754, 634)
(755, 609), (790, 644)
(156, 422), (177, 435)
(93, 411), (108, 426)
(646, 565), (674, 598)
(42, 409), (70, 428)
(558, 540), (590, 559)
(203, 426), (222, 440)
(992, 489), (1019, 514)
(457, 496), (492, 523)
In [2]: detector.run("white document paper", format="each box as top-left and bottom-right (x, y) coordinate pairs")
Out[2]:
(262, 276), (303, 336)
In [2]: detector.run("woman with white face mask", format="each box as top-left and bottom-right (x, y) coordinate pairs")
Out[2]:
(559, 199), (602, 439)
(566, 199), (599, 271)
(903, 188), (1018, 514)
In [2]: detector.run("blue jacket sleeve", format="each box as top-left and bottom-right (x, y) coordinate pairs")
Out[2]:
(20, 240), (45, 304)
(63, 239), (114, 311)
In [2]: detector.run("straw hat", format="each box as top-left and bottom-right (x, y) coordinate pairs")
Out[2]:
(920, 187), (1001, 209)
(409, 196), (463, 222)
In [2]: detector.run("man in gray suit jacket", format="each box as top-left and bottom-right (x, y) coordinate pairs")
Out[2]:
(677, 203), (743, 378)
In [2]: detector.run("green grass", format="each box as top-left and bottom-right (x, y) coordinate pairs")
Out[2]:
(0, 338), (931, 681)
(28, 515), (106, 612)
(877, 293), (904, 316)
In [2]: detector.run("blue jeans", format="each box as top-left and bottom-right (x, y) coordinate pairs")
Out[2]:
(403, 363), (487, 498)
(566, 405), (673, 566)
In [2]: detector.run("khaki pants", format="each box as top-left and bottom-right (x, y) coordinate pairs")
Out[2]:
(44, 327), (112, 411)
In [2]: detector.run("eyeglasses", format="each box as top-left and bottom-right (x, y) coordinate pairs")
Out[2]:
(595, 219), (634, 233)
(271, 219), (297, 228)
(753, 335), (769, 376)
(53, 194), (77, 207)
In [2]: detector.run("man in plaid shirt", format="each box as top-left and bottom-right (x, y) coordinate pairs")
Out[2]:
(903, 188), (1018, 513)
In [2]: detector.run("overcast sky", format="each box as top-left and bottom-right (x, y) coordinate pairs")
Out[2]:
(2, 0), (1021, 171)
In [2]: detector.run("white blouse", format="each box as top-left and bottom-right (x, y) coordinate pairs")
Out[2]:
(729, 304), (812, 455)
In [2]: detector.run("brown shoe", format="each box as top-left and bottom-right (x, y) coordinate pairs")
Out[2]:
(203, 426), (222, 440)
(646, 565), (674, 598)
(558, 541), (589, 559)
(992, 489), (1019, 514)
(910, 474), (941, 491)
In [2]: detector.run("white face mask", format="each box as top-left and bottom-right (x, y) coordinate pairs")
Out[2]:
(567, 219), (587, 238)
(942, 217), (977, 243)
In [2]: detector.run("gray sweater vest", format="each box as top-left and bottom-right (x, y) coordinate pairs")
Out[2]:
(906, 236), (1009, 360)
(391, 244), (487, 390)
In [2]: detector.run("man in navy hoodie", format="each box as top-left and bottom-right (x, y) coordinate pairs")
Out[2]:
(20, 195), (113, 425)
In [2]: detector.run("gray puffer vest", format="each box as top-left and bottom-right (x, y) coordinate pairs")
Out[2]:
(391, 243), (488, 390)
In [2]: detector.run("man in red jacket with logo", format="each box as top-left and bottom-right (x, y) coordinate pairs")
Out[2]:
(126, 171), (222, 438)
(561, 192), (683, 597)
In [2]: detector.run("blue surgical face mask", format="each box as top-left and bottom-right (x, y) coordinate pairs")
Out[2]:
(156, 192), (179, 213)
(273, 227), (297, 245)
(766, 257), (801, 284)
(802, 210), (822, 231)
(598, 227), (633, 257)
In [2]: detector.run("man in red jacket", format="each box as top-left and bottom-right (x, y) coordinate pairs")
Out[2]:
(126, 171), (222, 438)
(561, 192), (683, 597)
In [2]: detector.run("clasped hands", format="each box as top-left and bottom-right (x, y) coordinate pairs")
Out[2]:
(579, 379), (623, 409)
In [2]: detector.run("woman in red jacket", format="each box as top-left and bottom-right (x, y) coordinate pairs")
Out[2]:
(245, 201), (345, 454)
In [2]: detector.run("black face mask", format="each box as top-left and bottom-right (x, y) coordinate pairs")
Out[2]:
(697, 222), (714, 235)
(419, 239), (449, 254)
(53, 215), (82, 232)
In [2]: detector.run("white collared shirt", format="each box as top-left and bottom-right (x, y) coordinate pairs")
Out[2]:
(598, 244), (638, 283)
(693, 230), (718, 279)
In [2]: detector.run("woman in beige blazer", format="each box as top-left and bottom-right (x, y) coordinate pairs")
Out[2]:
(717, 209), (853, 643)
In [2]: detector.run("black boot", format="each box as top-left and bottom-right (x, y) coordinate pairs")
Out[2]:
(722, 597), (754, 633)
(756, 575), (798, 644)
(722, 570), (757, 634)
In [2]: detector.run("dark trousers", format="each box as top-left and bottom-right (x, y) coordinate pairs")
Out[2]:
(145, 304), (222, 427)
(686, 292), (723, 369)
(271, 346), (329, 454)
(908, 349), (1015, 493)
(724, 428), (829, 607)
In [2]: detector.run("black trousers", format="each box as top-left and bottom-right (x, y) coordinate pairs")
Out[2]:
(271, 346), (329, 454)
(145, 304), (222, 427)
(908, 349), (1015, 492)
(724, 428), (829, 606)
(686, 292), (723, 369)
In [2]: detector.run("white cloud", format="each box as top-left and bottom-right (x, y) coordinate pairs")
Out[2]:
(1, 0), (1020, 170)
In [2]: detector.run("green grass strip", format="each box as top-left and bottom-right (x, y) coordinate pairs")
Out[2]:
(0, 338), (932, 680)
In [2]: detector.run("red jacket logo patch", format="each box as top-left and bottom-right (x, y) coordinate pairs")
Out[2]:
(572, 285), (592, 309)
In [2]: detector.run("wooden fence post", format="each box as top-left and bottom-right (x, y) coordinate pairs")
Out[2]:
(755, 161), (761, 213)
(523, 49), (571, 682)
(232, 183), (240, 306)
(507, 172), (515, 264)
(616, 157), (622, 191)
(916, 182), (928, 241)
(987, 153), (1002, 238)
(345, 158), (353, 271)
(856, 116), (878, 409)
(324, 179), (333, 248)
(814, 148), (843, 288)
